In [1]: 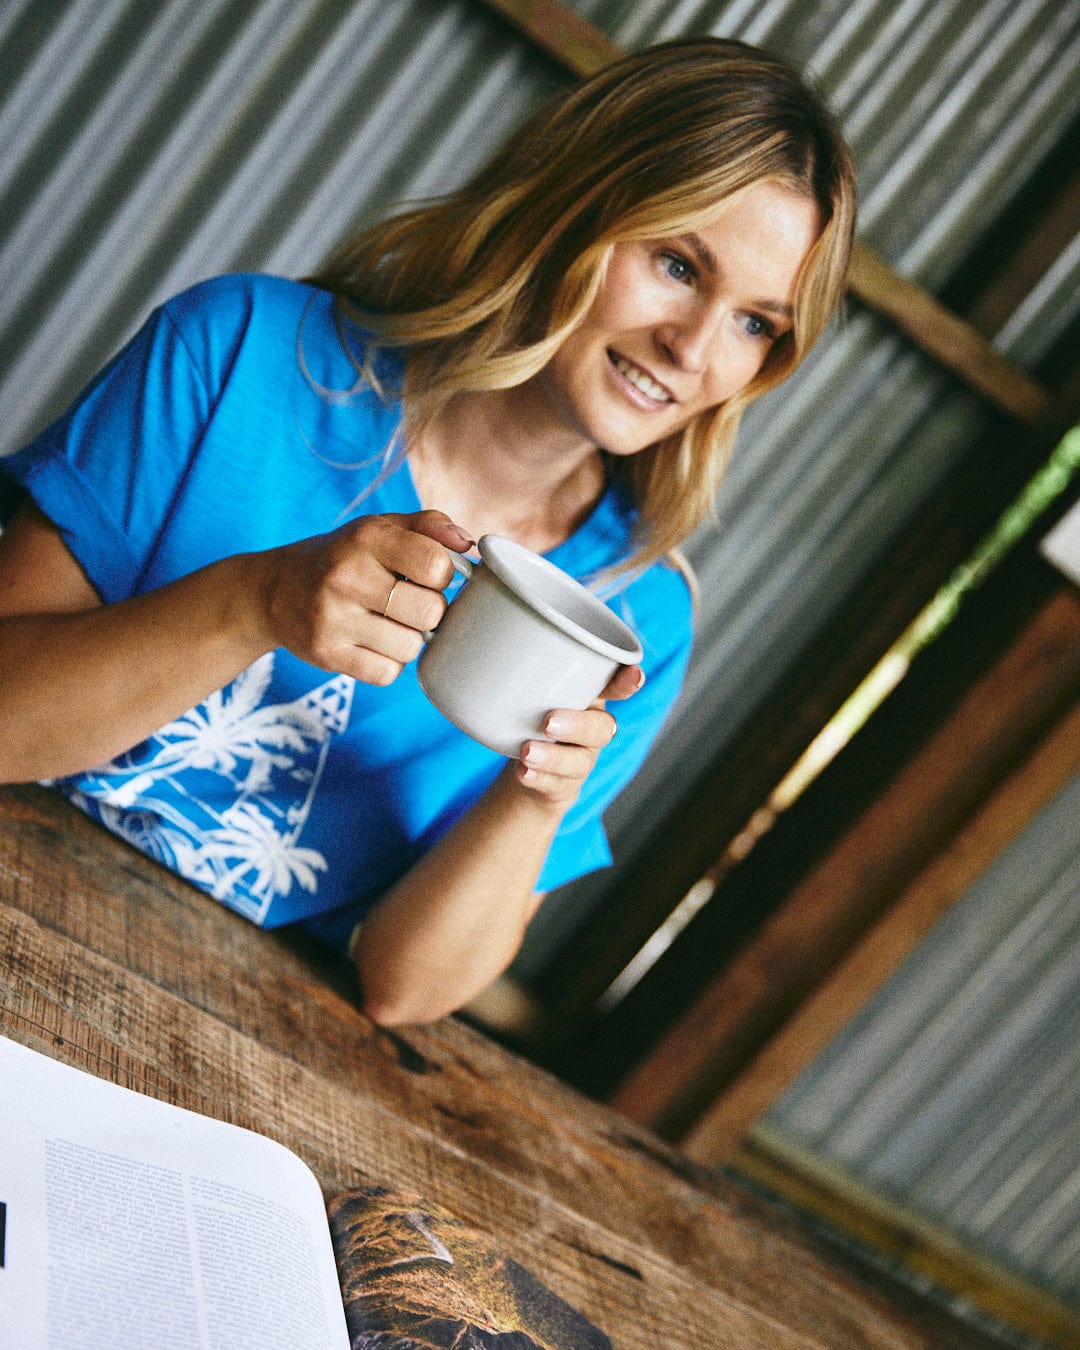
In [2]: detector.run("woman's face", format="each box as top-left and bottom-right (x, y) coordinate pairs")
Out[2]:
(530, 180), (821, 458)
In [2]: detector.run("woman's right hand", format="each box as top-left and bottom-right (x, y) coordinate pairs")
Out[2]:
(251, 510), (475, 686)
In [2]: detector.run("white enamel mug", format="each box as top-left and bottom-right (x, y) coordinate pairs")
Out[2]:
(417, 535), (643, 758)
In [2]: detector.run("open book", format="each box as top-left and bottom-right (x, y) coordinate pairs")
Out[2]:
(0, 1035), (611, 1349)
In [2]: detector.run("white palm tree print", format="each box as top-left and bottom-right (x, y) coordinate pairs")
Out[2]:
(197, 801), (327, 902)
(90, 657), (328, 804)
(62, 654), (354, 923)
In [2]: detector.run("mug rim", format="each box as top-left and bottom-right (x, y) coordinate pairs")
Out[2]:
(477, 535), (643, 664)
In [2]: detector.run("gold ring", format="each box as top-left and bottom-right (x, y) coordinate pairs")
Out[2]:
(382, 579), (400, 618)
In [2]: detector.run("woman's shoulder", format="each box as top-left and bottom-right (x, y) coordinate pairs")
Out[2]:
(165, 271), (320, 316)
(159, 273), (330, 349)
(551, 491), (695, 674)
(130, 273), (318, 381)
(579, 482), (696, 637)
(153, 273), (400, 399)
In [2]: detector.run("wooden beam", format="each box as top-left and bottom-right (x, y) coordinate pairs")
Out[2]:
(476, 0), (1049, 425)
(538, 454), (1063, 1062)
(680, 602), (1080, 1160)
(609, 585), (1080, 1148)
(478, 0), (621, 74)
(966, 171), (1080, 339)
(846, 241), (1047, 425)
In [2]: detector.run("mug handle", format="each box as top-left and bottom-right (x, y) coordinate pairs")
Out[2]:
(422, 550), (473, 642)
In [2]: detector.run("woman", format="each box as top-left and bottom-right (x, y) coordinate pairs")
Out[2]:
(0, 39), (856, 1025)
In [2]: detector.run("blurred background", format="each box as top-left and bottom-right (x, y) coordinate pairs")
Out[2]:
(2, 3), (1078, 1344)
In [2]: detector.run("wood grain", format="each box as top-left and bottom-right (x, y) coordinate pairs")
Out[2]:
(0, 784), (1015, 1349)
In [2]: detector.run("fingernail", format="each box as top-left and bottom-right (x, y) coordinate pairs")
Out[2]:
(544, 714), (569, 738)
(447, 524), (475, 549)
(523, 741), (549, 767)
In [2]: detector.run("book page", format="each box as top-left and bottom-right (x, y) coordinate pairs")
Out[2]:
(0, 1035), (349, 1350)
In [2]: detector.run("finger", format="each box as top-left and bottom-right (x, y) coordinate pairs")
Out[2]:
(542, 706), (618, 752)
(304, 607), (422, 679)
(379, 512), (474, 589)
(516, 762), (577, 799)
(516, 757), (585, 801)
(379, 575), (447, 634)
(405, 509), (475, 553)
(599, 664), (645, 702)
(367, 614), (426, 665)
(519, 738), (597, 780)
(342, 648), (407, 687)
(336, 516), (470, 602)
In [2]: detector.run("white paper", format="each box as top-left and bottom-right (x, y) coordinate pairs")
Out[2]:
(0, 1035), (349, 1350)
(1040, 497), (1080, 587)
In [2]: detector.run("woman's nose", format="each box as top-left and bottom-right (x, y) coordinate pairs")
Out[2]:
(656, 302), (722, 373)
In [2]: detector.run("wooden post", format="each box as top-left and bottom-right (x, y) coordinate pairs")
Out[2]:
(608, 587), (1080, 1156)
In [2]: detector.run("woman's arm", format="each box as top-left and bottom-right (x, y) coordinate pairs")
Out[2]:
(0, 500), (469, 783)
(0, 501), (268, 781)
(1, 498), (644, 1026)
(352, 663), (643, 1026)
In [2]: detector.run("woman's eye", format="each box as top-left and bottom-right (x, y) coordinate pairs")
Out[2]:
(741, 313), (775, 340)
(659, 252), (693, 283)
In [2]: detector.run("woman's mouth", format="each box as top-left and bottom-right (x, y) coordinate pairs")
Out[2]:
(609, 351), (674, 406)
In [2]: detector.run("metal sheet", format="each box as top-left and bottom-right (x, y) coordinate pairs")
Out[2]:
(765, 765), (1080, 1304)
(0, 0), (568, 444)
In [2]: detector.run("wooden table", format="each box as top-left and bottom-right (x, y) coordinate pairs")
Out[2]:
(0, 783), (1017, 1349)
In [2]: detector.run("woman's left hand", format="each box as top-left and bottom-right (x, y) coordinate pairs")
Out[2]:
(515, 663), (645, 805)
(357, 659), (646, 1025)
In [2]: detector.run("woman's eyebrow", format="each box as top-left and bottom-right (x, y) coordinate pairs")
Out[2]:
(682, 231), (795, 319)
(682, 231), (720, 275)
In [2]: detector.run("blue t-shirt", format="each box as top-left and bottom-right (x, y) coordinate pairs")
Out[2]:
(1, 274), (693, 950)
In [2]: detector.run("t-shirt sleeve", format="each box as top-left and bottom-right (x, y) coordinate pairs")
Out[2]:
(0, 300), (217, 604)
(535, 562), (694, 893)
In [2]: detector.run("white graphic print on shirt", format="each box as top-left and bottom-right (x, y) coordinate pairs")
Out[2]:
(59, 654), (353, 923)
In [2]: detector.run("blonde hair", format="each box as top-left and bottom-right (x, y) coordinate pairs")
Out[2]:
(310, 37), (857, 574)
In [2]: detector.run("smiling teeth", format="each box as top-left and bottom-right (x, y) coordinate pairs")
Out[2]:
(614, 356), (672, 402)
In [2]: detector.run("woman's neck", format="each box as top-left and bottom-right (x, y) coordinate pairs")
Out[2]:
(408, 390), (607, 554)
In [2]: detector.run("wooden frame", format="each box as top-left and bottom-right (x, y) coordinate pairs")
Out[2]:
(611, 582), (1080, 1151)
(475, 0), (1066, 1047)
(466, 6), (1080, 1336)
(735, 1126), (1080, 1350)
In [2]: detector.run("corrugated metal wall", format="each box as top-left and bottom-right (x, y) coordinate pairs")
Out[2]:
(2, 0), (1079, 1315)
(0, 0), (567, 445)
(4, 0), (1077, 839)
(554, 0), (1080, 1317)
(765, 761), (1080, 1310)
